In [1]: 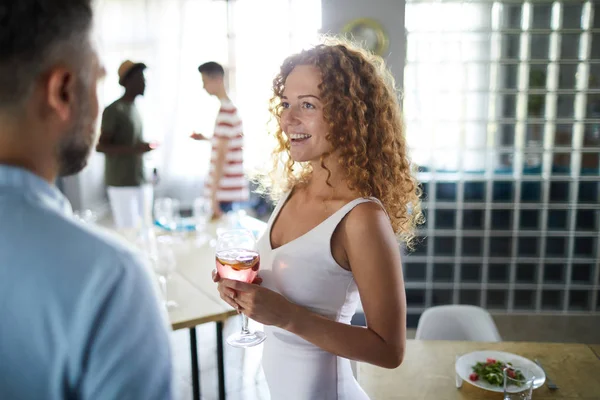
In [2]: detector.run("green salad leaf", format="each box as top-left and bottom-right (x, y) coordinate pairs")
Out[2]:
(469, 358), (525, 386)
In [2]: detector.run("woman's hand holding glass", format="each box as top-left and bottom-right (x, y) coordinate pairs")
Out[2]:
(214, 229), (266, 347)
(213, 272), (296, 330)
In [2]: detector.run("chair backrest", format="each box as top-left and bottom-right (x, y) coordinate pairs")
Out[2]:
(415, 305), (502, 342)
(350, 360), (358, 379)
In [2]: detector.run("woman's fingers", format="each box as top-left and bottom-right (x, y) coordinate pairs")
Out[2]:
(212, 269), (221, 282)
(219, 291), (240, 310)
(217, 282), (236, 299)
(252, 275), (263, 285)
(214, 271), (240, 310)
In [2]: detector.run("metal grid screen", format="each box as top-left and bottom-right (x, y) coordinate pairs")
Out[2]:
(403, 0), (599, 322)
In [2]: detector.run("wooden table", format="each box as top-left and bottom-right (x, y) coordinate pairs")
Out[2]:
(358, 340), (600, 400)
(589, 344), (600, 360)
(169, 214), (267, 299)
(166, 272), (235, 399)
(168, 272), (235, 331)
(170, 236), (224, 302)
(163, 215), (267, 400)
(111, 215), (266, 400)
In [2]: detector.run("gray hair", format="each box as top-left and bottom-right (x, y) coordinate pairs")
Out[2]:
(0, 0), (94, 111)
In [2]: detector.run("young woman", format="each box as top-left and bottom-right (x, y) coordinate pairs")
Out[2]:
(214, 40), (423, 399)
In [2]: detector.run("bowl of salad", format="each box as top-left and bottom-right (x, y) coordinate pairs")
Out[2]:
(455, 351), (546, 393)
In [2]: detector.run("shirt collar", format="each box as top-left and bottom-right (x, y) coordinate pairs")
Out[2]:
(0, 165), (73, 216)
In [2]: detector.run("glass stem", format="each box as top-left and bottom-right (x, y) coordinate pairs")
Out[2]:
(159, 275), (168, 302)
(241, 313), (250, 334)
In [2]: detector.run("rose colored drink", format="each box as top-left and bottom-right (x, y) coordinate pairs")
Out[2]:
(216, 248), (260, 283)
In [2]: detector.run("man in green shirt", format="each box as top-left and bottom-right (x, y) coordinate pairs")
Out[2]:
(97, 60), (156, 228)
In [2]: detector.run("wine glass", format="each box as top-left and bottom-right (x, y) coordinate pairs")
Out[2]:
(216, 229), (266, 347)
(150, 242), (178, 309)
(503, 366), (535, 400)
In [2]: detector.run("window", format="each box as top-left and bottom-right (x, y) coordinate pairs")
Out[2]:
(404, 0), (599, 315)
(95, 0), (321, 200)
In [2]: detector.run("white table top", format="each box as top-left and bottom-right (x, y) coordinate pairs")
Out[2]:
(157, 214), (268, 330)
(166, 271), (235, 330)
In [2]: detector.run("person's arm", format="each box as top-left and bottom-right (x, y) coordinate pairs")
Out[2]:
(95, 107), (153, 155)
(219, 202), (407, 369)
(96, 135), (153, 155)
(190, 132), (209, 141)
(81, 251), (173, 399)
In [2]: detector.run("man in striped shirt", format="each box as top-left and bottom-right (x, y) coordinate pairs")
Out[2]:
(191, 62), (248, 218)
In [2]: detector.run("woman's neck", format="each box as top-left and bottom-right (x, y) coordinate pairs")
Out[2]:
(304, 157), (353, 200)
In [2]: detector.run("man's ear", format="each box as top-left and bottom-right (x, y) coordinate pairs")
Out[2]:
(46, 66), (76, 122)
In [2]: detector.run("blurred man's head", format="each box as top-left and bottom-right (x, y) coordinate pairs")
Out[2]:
(118, 61), (146, 97)
(198, 62), (225, 97)
(0, 0), (104, 179)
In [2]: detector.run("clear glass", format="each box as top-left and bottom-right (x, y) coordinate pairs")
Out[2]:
(73, 209), (97, 224)
(150, 242), (178, 309)
(455, 354), (463, 388)
(193, 197), (211, 230)
(216, 229), (266, 348)
(193, 197), (212, 246)
(503, 367), (535, 400)
(154, 197), (180, 231)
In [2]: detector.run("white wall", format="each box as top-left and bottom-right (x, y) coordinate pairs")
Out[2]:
(320, 0), (406, 89)
(59, 151), (107, 213)
(64, 0), (407, 213)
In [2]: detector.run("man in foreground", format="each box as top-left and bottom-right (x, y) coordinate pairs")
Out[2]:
(0, 1), (173, 398)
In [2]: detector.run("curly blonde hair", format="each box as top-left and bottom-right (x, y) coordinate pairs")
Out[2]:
(258, 39), (423, 246)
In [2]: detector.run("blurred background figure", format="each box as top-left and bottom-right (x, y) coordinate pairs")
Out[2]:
(97, 60), (157, 229)
(191, 62), (248, 218)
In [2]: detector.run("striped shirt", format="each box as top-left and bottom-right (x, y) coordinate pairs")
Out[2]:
(205, 99), (249, 202)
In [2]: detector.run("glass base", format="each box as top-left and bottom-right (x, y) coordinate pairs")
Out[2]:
(164, 300), (179, 310)
(157, 235), (184, 245)
(226, 330), (266, 348)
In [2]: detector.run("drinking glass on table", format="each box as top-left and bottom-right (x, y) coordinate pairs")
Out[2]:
(193, 197), (212, 245)
(503, 366), (535, 400)
(215, 229), (265, 347)
(154, 197), (180, 231)
(193, 197), (211, 230)
(73, 209), (97, 224)
(150, 242), (178, 310)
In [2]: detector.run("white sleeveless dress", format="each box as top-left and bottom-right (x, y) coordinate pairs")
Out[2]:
(257, 191), (373, 400)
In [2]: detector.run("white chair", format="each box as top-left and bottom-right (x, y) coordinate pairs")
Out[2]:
(350, 360), (358, 379)
(415, 305), (502, 342)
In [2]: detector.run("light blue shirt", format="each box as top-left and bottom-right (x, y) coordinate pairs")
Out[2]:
(0, 165), (173, 399)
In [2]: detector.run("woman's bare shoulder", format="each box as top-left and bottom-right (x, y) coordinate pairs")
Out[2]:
(342, 199), (394, 240)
